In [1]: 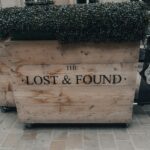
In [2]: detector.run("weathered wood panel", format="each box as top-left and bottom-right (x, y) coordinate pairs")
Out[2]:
(0, 42), (15, 106)
(15, 87), (135, 123)
(0, 41), (139, 123)
(14, 87), (135, 106)
(0, 74), (15, 106)
(17, 103), (133, 124)
(11, 64), (137, 88)
(12, 63), (137, 123)
(1, 41), (139, 64)
(0, 41), (139, 107)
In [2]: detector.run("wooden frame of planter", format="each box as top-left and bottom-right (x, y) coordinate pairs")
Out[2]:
(0, 2), (147, 124)
(0, 40), (139, 124)
(0, 41), (15, 108)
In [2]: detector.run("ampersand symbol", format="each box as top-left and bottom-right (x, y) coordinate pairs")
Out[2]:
(62, 75), (71, 84)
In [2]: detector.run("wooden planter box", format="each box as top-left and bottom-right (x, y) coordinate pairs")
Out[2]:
(0, 40), (139, 123)
(0, 41), (15, 107)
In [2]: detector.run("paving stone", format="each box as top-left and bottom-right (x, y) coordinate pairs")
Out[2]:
(142, 105), (150, 112)
(116, 141), (135, 150)
(10, 119), (24, 134)
(22, 140), (35, 150)
(0, 113), (6, 124)
(130, 133), (150, 149)
(12, 130), (37, 150)
(98, 133), (116, 149)
(69, 128), (83, 134)
(36, 129), (51, 141)
(0, 113), (16, 131)
(32, 130), (52, 150)
(136, 114), (150, 125)
(52, 129), (68, 141)
(0, 131), (8, 146)
(83, 129), (99, 150)
(133, 106), (146, 115)
(50, 141), (66, 150)
(98, 128), (113, 134)
(32, 143), (50, 150)
(127, 118), (145, 134)
(22, 130), (37, 141)
(2, 133), (23, 149)
(113, 128), (130, 140)
(0, 149), (13, 150)
(66, 133), (83, 150)
(0, 105), (149, 150)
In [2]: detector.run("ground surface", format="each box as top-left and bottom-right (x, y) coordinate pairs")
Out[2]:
(0, 105), (150, 150)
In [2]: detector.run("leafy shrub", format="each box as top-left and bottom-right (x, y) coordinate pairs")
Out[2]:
(0, 7), (21, 38)
(0, 2), (148, 42)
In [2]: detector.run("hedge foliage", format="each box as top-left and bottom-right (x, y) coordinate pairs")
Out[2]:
(0, 6), (59, 39)
(0, 2), (148, 42)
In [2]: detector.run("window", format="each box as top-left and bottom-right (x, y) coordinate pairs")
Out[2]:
(25, 0), (54, 6)
(76, 0), (98, 4)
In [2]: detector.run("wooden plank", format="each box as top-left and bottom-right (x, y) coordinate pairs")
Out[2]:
(0, 91), (6, 105)
(5, 91), (15, 106)
(0, 75), (12, 90)
(14, 86), (135, 106)
(0, 91), (15, 106)
(11, 63), (137, 89)
(0, 60), (11, 75)
(16, 97), (133, 123)
(0, 74), (15, 106)
(1, 41), (139, 64)
(13, 63), (137, 123)
(0, 48), (15, 106)
(0, 41), (139, 107)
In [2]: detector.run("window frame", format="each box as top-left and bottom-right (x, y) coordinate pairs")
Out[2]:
(25, 0), (54, 6)
(76, 0), (97, 4)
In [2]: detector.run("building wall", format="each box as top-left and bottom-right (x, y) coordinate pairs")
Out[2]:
(55, 0), (70, 5)
(0, 0), (130, 8)
(0, 0), (23, 8)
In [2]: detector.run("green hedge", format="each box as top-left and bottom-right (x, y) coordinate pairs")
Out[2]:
(0, 2), (148, 42)
(0, 6), (59, 39)
(0, 7), (21, 38)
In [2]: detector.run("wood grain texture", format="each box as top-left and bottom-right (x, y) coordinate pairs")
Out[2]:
(12, 63), (138, 123)
(1, 41), (139, 64)
(0, 74), (15, 106)
(0, 41), (15, 106)
(15, 87), (134, 123)
(11, 63), (137, 88)
(0, 41), (139, 107)
(0, 41), (139, 124)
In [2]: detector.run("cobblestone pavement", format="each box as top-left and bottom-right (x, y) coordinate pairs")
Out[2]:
(0, 105), (150, 150)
